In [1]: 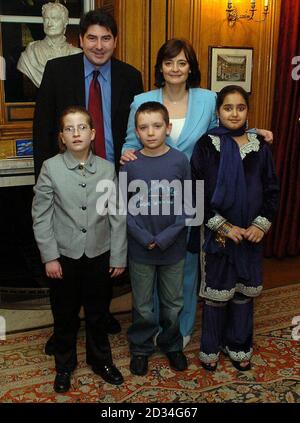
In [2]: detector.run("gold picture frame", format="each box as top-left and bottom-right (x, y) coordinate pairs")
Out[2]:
(208, 46), (253, 93)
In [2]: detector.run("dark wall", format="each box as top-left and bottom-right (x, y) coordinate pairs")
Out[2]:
(0, 185), (44, 288)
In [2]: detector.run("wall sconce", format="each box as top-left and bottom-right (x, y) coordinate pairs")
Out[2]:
(227, 1), (269, 27)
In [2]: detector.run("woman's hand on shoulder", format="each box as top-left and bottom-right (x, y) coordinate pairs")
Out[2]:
(45, 260), (62, 279)
(109, 267), (126, 278)
(120, 149), (137, 165)
(256, 129), (273, 144)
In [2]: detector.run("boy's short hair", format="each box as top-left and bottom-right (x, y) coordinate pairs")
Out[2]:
(135, 101), (170, 128)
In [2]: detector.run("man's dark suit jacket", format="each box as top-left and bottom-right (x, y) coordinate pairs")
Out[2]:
(33, 52), (144, 177)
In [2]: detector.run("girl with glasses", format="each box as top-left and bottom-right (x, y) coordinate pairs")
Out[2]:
(32, 106), (126, 393)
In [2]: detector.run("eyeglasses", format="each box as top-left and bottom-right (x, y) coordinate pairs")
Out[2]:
(63, 124), (90, 134)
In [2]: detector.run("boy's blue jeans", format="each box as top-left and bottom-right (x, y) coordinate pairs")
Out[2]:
(127, 258), (185, 356)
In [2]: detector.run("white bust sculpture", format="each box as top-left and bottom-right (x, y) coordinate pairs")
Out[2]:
(17, 2), (82, 87)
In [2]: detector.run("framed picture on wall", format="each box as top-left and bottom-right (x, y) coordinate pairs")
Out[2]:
(208, 46), (253, 93)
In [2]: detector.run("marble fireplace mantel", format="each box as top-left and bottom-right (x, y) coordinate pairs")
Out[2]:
(0, 158), (35, 187)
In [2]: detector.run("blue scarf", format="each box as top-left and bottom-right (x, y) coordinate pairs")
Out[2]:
(210, 124), (248, 226)
(204, 123), (252, 281)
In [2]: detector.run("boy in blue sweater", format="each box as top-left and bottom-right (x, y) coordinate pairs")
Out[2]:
(120, 101), (190, 376)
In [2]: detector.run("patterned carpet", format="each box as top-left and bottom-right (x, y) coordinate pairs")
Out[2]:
(0, 284), (300, 403)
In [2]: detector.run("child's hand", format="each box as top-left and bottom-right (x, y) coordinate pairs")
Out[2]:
(148, 242), (156, 250)
(256, 128), (273, 144)
(120, 149), (137, 165)
(226, 225), (246, 244)
(45, 260), (62, 279)
(244, 225), (265, 243)
(109, 267), (125, 278)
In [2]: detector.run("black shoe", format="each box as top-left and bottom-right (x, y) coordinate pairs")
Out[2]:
(53, 372), (71, 393)
(106, 314), (121, 334)
(201, 361), (218, 372)
(130, 355), (148, 376)
(92, 364), (124, 385)
(166, 351), (188, 371)
(45, 334), (55, 356)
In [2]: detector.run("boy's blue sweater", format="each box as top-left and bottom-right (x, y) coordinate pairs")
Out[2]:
(120, 147), (191, 265)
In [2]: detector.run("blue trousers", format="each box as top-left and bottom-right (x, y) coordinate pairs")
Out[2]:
(152, 251), (199, 337)
(200, 293), (254, 364)
(128, 258), (185, 356)
(180, 251), (199, 336)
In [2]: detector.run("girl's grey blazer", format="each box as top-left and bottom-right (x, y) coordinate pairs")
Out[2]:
(32, 150), (127, 267)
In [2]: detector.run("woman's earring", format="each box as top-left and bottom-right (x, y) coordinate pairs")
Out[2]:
(246, 119), (249, 130)
(217, 116), (220, 127)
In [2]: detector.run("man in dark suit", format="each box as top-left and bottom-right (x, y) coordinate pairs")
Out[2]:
(33, 8), (143, 350)
(33, 8), (143, 177)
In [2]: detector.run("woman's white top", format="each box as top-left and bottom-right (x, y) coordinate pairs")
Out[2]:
(170, 118), (185, 144)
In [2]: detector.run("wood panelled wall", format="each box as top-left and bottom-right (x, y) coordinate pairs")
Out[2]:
(115, 0), (282, 130)
(0, 0), (282, 156)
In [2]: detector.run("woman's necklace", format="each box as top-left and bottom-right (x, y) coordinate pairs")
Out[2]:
(164, 90), (188, 105)
(168, 98), (179, 104)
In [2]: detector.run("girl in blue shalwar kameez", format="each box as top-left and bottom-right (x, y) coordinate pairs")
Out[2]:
(190, 85), (279, 371)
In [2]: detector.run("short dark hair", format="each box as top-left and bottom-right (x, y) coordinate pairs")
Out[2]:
(79, 8), (117, 38)
(58, 106), (94, 153)
(154, 38), (201, 89)
(216, 85), (250, 110)
(135, 101), (170, 128)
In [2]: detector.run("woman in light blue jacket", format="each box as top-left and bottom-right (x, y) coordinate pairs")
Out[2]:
(121, 39), (272, 347)
(123, 40), (217, 160)
(121, 39), (216, 347)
